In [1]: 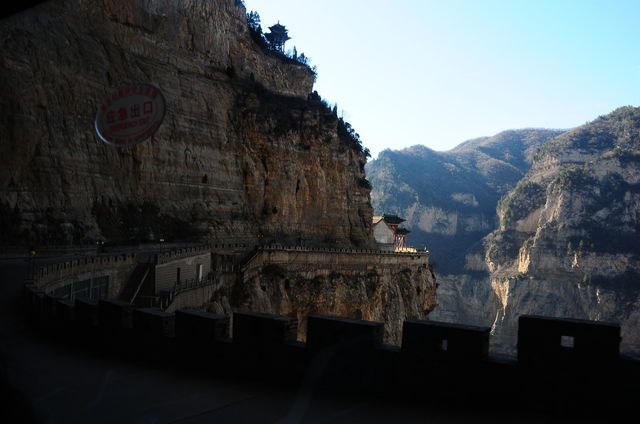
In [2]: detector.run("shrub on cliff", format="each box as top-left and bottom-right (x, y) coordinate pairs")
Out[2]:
(498, 180), (545, 228)
(552, 167), (597, 192)
(245, 11), (317, 81)
(306, 91), (368, 157)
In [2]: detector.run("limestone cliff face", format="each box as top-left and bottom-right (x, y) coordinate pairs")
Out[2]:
(481, 107), (640, 356)
(0, 0), (374, 248)
(366, 130), (565, 347)
(371, 109), (640, 357)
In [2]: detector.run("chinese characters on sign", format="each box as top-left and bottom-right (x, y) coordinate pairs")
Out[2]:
(106, 101), (152, 124)
(95, 84), (166, 146)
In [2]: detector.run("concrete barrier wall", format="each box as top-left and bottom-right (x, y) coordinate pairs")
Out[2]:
(402, 320), (491, 360)
(24, 283), (631, 366)
(175, 309), (229, 343)
(133, 308), (175, 337)
(306, 314), (384, 351)
(21, 284), (640, 421)
(518, 314), (621, 365)
(165, 283), (219, 313)
(233, 311), (297, 347)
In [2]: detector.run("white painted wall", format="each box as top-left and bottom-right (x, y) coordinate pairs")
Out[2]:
(373, 221), (395, 244)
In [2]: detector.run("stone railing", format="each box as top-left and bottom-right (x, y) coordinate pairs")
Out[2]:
(241, 244), (429, 276)
(160, 274), (219, 309)
(209, 243), (248, 251)
(155, 243), (250, 265)
(258, 244), (429, 257)
(156, 245), (211, 264)
(34, 253), (137, 287)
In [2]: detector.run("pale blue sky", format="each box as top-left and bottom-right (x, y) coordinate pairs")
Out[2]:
(244, 0), (640, 158)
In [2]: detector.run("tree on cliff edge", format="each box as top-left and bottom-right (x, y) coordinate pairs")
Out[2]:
(247, 10), (260, 29)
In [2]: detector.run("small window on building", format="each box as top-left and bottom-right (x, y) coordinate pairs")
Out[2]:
(561, 335), (575, 348)
(197, 264), (203, 281)
(441, 339), (449, 352)
(176, 267), (181, 283)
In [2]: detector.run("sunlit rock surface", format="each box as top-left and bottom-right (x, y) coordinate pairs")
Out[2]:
(429, 107), (640, 357)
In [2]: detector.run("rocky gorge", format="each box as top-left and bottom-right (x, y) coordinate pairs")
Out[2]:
(485, 107), (640, 356)
(367, 108), (640, 357)
(366, 128), (565, 274)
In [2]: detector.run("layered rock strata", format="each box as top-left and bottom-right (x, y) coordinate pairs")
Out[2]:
(484, 107), (640, 356)
(235, 247), (437, 344)
(369, 108), (640, 357)
(0, 0), (374, 248)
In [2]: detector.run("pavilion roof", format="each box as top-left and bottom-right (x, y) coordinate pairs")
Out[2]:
(382, 213), (406, 225)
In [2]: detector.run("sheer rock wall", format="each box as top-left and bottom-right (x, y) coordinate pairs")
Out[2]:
(0, 0), (374, 248)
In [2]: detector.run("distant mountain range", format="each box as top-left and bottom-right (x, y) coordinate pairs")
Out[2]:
(366, 106), (640, 357)
(366, 128), (565, 273)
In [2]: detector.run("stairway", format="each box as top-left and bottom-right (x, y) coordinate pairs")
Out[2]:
(118, 260), (154, 304)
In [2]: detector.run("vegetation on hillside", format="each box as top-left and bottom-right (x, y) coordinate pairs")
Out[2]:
(246, 10), (317, 81)
(490, 106), (640, 266)
(229, 78), (369, 159)
(560, 167), (640, 255)
(534, 106), (640, 162)
(242, 10), (368, 159)
(497, 180), (546, 228)
(369, 107), (640, 275)
(552, 167), (597, 191)
(366, 129), (564, 273)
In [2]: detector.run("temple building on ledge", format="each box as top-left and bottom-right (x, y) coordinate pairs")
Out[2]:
(265, 22), (291, 53)
(372, 214), (416, 252)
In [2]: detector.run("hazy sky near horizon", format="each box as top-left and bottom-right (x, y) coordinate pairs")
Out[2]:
(243, 0), (640, 158)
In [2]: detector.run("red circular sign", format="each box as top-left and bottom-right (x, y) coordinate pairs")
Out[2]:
(95, 84), (166, 146)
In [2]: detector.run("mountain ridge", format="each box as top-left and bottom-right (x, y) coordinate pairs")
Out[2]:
(366, 128), (565, 272)
(367, 106), (640, 357)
